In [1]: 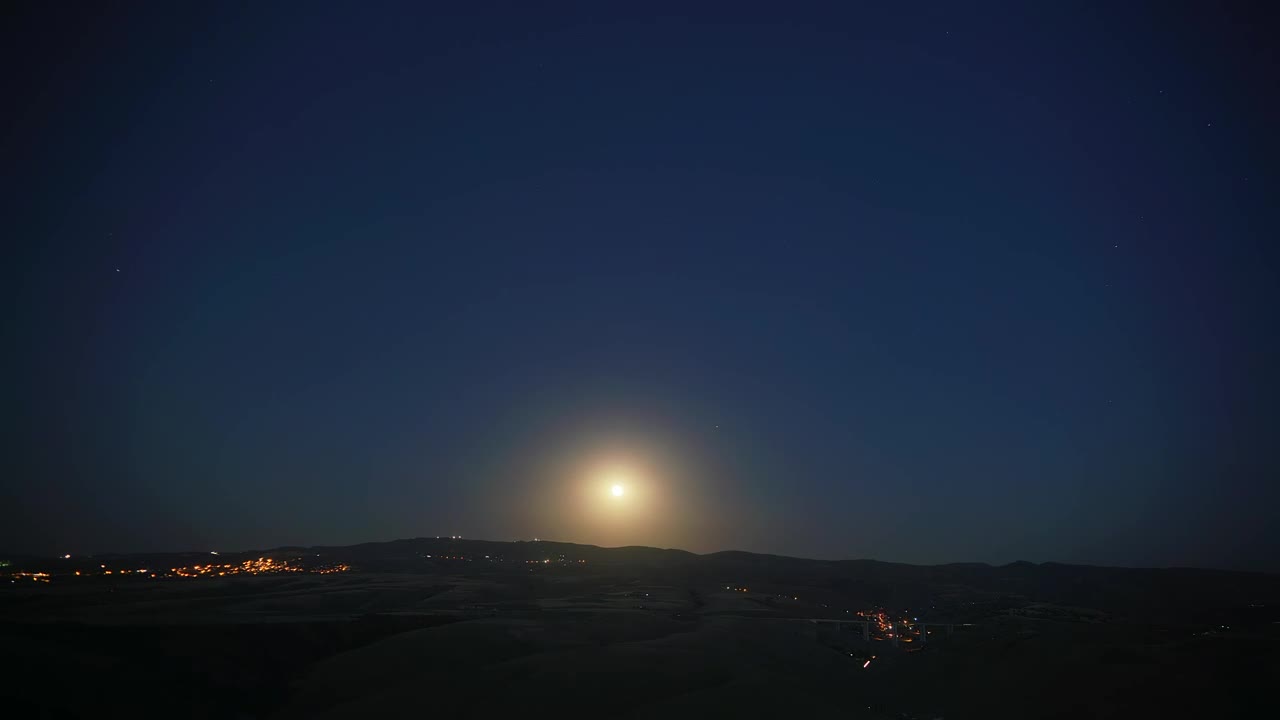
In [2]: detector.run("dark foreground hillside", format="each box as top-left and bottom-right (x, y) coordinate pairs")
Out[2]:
(3, 538), (1278, 718)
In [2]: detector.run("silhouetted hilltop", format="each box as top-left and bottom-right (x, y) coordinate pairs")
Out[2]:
(297, 537), (1280, 618)
(9, 537), (1278, 620)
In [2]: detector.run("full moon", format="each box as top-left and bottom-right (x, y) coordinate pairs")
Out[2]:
(611, 484), (625, 497)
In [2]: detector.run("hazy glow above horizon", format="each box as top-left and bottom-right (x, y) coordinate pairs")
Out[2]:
(491, 414), (743, 555)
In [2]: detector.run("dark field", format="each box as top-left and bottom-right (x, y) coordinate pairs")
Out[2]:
(3, 538), (1278, 719)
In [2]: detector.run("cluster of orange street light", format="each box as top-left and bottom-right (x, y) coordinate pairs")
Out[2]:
(171, 557), (303, 578)
(857, 609), (916, 642)
(6, 558), (353, 582)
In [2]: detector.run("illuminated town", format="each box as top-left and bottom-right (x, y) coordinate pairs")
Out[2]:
(4, 541), (604, 585)
(172, 556), (305, 578)
(7, 556), (349, 583)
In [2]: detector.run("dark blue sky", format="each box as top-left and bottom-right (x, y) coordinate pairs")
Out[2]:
(6, 2), (1277, 569)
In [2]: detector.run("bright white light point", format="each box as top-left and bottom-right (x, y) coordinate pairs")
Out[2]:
(611, 484), (625, 497)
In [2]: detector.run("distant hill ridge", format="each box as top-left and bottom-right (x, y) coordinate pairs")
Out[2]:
(12, 535), (1280, 576)
(9, 536), (1278, 619)
(265, 536), (1280, 618)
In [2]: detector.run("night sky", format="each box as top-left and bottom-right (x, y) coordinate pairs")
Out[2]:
(6, 2), (1277, 570)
